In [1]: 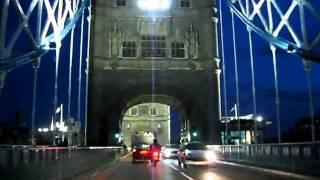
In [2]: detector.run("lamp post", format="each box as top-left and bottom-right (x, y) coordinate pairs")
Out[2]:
(255, 116), (263, 144)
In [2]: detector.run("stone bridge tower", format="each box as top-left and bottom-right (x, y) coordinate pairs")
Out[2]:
(88, 0), (221, 145)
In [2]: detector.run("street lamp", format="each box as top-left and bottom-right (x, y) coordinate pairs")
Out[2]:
(254, 115), (263, 143)
(256, 116), (263, 122)
(192, 132), (198, 137)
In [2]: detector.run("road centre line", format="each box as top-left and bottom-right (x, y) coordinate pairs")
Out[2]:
(168, 163), (179, 171)
(180, 171), (195, 180)
(91, 170), (100, 177)
(166, 161), (194, 180)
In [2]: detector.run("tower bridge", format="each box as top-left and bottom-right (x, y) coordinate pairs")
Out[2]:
(0, 0), (320, 179)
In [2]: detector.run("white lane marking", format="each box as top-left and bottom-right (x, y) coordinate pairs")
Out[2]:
(168, 163), (179, 171)
(180, 171), (194, 180)
(216, 160), (317, 180)
(91, 170), (100, 177)
(120, 152), (131, 160)
(165, 160), (194, 180)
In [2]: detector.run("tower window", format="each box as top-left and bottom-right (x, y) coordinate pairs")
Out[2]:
(116, 0), (126, 7)
(122, 41), (136, 57)
(180, 0), (190, 8)
(150, 107), (157, 116)
(131, 107), (138, 116)
(141, 35), (166, 58)
(171, 42), (185, 58)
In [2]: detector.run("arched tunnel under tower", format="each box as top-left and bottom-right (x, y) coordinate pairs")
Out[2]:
(119, 95), (191, 148)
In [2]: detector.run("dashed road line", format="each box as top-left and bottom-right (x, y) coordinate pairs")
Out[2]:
(168, 163), (179, 171)
(180, 171), (195, 180)
(165, 160), (195, 180)
(91, 170), (100, 177)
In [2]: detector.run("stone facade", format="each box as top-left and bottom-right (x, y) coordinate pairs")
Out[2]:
(122, 103), (170, 147)
(88, 0), (221, 145)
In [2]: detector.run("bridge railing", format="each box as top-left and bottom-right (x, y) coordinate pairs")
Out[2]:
(0, 145), (127, 180)
(208, 142), (320, 175)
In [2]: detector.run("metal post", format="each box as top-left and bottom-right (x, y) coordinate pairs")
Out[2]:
(84, 1), (92, 146)
(270, 45), (281, 143)
(0, 0), (9, 57)
(0, 0), (9, 92)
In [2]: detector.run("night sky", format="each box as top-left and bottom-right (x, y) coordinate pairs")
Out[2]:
(0, 0), (319, 141)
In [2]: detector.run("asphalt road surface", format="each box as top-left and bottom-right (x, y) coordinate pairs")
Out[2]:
(75, 156), (315, 180)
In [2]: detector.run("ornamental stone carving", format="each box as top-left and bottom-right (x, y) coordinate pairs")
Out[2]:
(108, 21), (122, 58)
(186, 24), (199, 59)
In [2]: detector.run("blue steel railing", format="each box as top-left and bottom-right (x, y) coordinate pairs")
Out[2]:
(0, 146), (127, 179)
(208, 142), (320, 175)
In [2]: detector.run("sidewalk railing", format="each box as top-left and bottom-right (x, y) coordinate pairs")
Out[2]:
(0, 145), (127, 180)
(208, 142), (320, 175)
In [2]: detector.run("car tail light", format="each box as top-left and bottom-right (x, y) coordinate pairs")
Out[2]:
(153, 152), (159, 156)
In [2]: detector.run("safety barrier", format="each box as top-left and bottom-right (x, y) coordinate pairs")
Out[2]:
(0, 145), (127, 180)
(208, 142), (320, 175)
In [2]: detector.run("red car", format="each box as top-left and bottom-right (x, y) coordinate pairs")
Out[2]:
(132, 143), (151, 163)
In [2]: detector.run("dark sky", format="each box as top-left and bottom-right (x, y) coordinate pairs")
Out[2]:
(0, 0), (319, 141)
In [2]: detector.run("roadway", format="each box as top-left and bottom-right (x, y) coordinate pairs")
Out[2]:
(75, 155), (313, 180)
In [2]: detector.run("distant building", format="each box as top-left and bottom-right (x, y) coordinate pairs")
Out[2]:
(220, 114), (272, 144)
(122, 103), (170, 147)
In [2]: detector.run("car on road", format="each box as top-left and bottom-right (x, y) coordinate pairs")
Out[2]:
(162, 144), (179, 158)
(177, 142), (216, 168)
(132, 143), (151, 163)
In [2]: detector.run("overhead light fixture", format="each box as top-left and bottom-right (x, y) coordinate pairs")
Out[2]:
(138, 0), (171, 10)
(256, 116), (263, 122)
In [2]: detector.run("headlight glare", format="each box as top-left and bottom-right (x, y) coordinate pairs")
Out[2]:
(205, 151), (216, 161)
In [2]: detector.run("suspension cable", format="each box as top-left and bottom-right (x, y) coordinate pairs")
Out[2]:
(84, 1), (92, 146)
(78, 13), (84, 123)
(218, 0), (228, 144)
(270, 45), (281, 143)
(231, 11), (241, 145)
(304, 61), (315, 143)
(68, 27), (75, 119)
(247, 28), (258, 144)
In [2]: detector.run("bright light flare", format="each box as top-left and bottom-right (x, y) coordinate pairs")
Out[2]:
(138, 0), (171, 10)
(205, 151), (216, 161)
(203, 172), (220, 180)
(256, 116), (263, 122)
